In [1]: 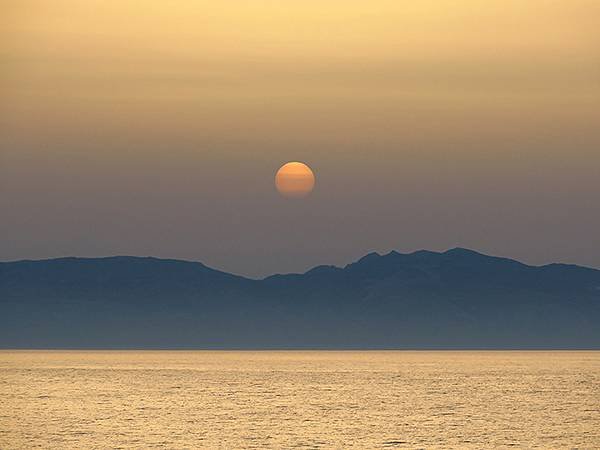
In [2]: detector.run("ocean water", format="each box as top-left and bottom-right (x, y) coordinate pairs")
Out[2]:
(1, 351), (598, 449)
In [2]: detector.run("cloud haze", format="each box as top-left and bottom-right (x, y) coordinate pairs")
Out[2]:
(2, 0), (599, 277)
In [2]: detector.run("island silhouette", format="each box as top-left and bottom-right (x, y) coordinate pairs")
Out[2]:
(2, 248), (599, 349)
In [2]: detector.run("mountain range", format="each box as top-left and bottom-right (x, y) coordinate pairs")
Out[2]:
(1, 248), (599, 348)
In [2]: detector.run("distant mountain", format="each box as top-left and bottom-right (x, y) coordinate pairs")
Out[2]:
(2, 249), (599, 348)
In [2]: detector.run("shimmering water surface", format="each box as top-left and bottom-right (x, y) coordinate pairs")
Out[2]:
(1, 351), (598, 449)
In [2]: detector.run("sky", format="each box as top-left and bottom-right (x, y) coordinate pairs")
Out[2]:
(2, 0), (599, 278)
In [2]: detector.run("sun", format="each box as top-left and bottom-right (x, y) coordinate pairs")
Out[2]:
(275, 162), (315, 198)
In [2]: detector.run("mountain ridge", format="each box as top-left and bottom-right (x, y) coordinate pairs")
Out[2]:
(3, 247), (597, 280)
(1, 248), (599, 349)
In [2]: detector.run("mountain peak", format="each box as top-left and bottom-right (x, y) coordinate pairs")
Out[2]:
(355, 251), (381, 263)
(444, 247), (486, 257)
(411, 249), (441, 257)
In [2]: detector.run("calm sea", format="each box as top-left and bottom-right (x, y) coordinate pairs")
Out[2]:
(1, 351), (598, 448)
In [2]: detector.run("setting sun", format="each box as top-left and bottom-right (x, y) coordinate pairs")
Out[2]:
(275, 162), (315, 198)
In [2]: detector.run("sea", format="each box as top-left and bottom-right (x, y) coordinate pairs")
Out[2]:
(1, 350), (598, 448)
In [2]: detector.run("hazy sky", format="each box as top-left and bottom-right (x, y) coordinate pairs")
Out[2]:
(2, 0), (599, 277)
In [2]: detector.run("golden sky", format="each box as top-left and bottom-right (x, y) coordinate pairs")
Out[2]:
(2, 1), (599, 276)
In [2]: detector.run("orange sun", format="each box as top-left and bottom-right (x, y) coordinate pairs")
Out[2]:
(275, 162), (315, 198)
